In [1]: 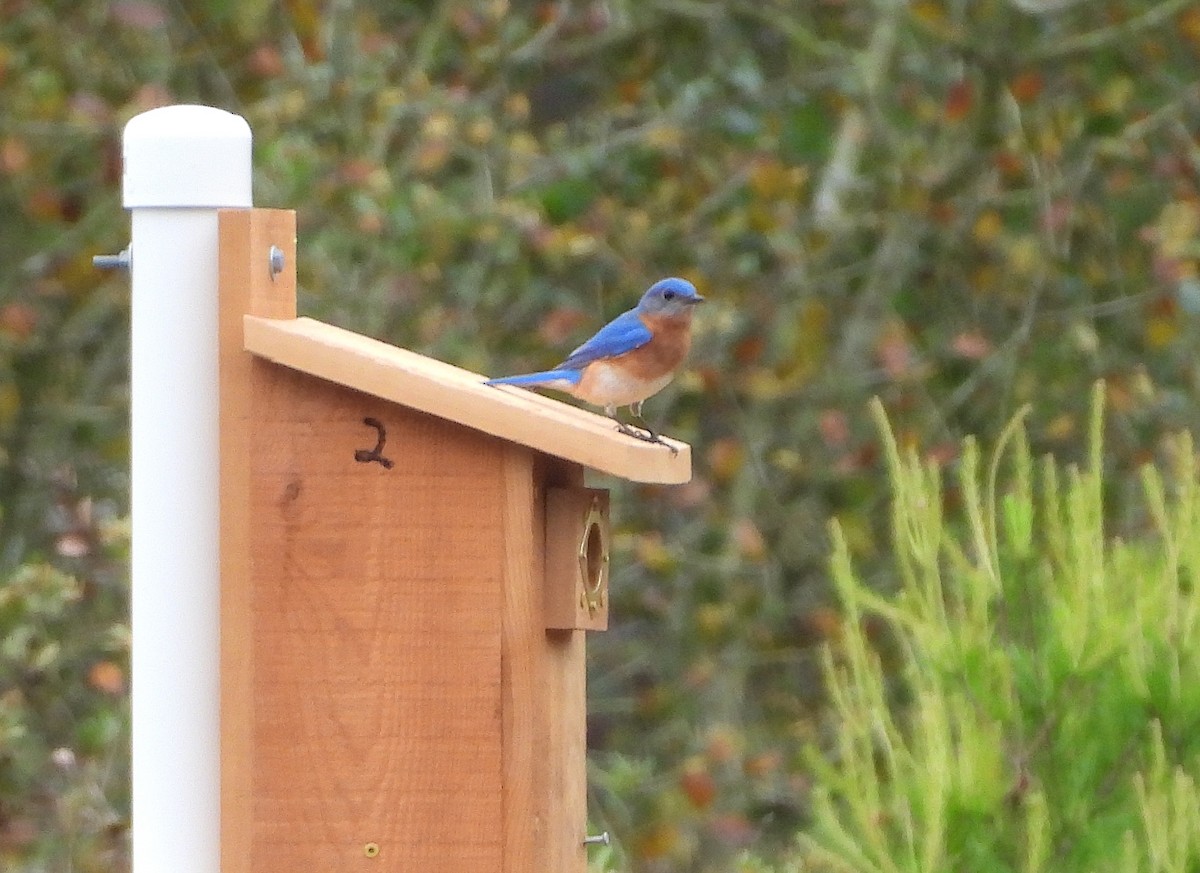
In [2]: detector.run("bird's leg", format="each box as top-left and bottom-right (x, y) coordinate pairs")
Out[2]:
(629, 400), (652, 433)
(611, 401), (677, 455)
(614, 407), (652, 436)
(609, 406), (647, 439)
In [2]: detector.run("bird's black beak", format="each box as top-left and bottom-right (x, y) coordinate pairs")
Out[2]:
(688, 294), (705, 304)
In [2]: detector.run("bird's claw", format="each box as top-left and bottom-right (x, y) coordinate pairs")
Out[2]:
(615, 421), (679, 456)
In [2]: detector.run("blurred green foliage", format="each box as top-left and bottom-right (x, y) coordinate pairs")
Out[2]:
(802, 387), (1200, 872)
(3, 0), (1200, 870)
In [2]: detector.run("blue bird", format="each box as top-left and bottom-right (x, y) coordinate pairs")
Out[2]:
(486, 277), (704, 446)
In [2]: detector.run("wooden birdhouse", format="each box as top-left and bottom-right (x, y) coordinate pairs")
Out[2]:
(120, 106), (690, 873)
(214, 207), (690, 872)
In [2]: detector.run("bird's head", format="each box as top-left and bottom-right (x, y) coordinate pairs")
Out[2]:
(638, 277), (704, 316)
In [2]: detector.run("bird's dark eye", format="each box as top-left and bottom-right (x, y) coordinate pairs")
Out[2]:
(663, 290), (676, 301)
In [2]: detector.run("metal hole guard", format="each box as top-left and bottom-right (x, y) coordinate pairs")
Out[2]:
(544, 487), (610, 631)
(579, 496), (609, 616)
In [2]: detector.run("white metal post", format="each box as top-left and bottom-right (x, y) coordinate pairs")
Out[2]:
(124, 105), (252, 872)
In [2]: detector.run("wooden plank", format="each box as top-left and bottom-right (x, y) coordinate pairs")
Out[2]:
(248, 372), (504, 871)
(500, 448), (538, 873)
(244, 315), (692, 485)
(544, 624), (587, 873)
(219, 208), (297, 873)
(501, 451), (588, 873)
(221, 209), (506, 871)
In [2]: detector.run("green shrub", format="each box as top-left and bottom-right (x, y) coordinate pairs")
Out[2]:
(803, 383), (1200, 872)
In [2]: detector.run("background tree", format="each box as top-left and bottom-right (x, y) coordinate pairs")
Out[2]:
(3, 1), (1200, 869)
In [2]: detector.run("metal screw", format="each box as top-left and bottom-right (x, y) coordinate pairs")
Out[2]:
(363, 842), (380, 858)
(268, 245), (285, 280)
(93, 246), (131, 270)
(583, 832), (611, 847)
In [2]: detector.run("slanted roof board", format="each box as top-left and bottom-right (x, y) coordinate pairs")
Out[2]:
(242, 315), (692, 484)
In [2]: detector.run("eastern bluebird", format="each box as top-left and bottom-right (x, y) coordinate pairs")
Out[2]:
(485, 277), (704, 447)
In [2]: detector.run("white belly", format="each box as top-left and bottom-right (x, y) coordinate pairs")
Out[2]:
(572, 362), (675, 407)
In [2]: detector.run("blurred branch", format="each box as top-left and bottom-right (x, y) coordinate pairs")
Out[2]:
(504, 122), (655, 192)
(404, 0), (455, 82)
(507, 1), (571, 63)
(1007, 0), (1090, 13)
(505, 82), (714, 192)
(812, 109), (868, 231)
(813, 4), (902, 229)
(941, 274), (1046, 420)
(652, 0), (723, 22)
(830, 214), (918, 375)
(690, 165), (753, 225)
(164, 0), (240, 110)
(1114, 83), (1200, 145)
(728, 1), (844, 62)
(1027, 0), (1194, 60)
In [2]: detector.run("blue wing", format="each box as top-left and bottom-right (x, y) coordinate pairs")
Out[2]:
(558, 309), (651, 370)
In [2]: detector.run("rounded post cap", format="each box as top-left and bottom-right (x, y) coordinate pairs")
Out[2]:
(123, 105), (252, 209)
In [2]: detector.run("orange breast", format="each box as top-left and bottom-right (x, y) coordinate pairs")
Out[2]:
(617, 311), (693, 380)
(570, 310), (695, 408)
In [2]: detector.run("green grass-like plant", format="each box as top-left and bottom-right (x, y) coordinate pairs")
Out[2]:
(802, 383), (1200, 873)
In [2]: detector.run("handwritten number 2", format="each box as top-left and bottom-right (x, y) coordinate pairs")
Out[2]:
(354, 417), (394, 469)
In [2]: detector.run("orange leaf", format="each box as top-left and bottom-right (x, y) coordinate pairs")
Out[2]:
(972, 210), (1003, 244)
(706, 438), (744, 482)
(875, 322), (915, 380)
(732, 334), (765, 365)
(993, 150), (1024, 178)
(1009, 70), (1044, 104)
(56, 532), (90, 558)
(1181, 7), (1200, 48)
(634, 824), (680, 860)
(799, 606), (843, 644)
(89, 661), (126, 695)
(924, 441), (959, 467)
(248, 44), (285, 78)
(112, 1), (169, 29)
(24, 187), (63, 222)
(284, 0), (324, 61)
(706, 725), (741, 763)
(1145, 315), (1179, 349)
(709, 813), (756, 847)
(1, 136), (30, 174)
(1044, 413), (1076, 442)
(944, 79), (973, 121)
(818, 408), (850, 447)
(680, 766), (717, 810)
(731, 518), (766, 561)
(537, 306), (589, 345)
(0, 302), (37, 340)
(616, 79), (642, 104)
(743, 750), (782, 778)
(749, 157), (787, 198)
(951, 330), (992, 359)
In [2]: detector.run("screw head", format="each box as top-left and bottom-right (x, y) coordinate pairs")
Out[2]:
(268, 245), (285, 279)
(93, 246), (132, 270)
(363, 842), (380, 858)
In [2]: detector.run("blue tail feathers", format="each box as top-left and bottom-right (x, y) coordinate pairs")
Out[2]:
(484, 369), (582, 388)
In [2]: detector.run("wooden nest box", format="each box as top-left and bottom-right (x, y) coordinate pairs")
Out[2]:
(217, 209), (692, 872)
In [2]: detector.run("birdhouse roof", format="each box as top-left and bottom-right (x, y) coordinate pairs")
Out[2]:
(243, 315), (692, 484)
